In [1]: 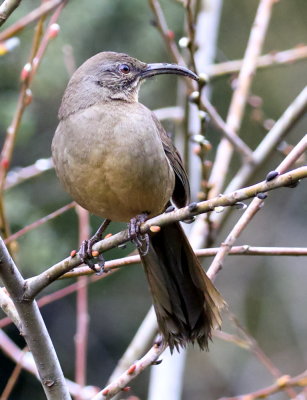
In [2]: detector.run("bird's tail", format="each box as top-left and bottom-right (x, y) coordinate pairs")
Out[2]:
(140, 221), (225, 351)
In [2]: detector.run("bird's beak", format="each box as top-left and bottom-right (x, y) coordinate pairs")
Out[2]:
(140, 63), (199, 81)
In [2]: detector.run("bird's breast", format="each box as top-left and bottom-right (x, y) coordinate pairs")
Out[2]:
(52, 102), (175, 221)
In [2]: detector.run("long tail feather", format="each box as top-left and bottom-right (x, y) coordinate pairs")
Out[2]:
(140, 222), (225, 351)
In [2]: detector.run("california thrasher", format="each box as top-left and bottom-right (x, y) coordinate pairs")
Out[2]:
(52, 52), (224, 350)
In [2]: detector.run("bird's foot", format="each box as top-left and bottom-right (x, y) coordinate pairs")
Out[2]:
(128, 213), (150, 256)
(78, 219), (111, 275)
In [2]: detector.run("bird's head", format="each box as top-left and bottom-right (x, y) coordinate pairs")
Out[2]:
(59, 52), (198, 119)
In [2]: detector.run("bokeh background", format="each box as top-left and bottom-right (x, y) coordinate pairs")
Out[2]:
(0, 0), (306, 399)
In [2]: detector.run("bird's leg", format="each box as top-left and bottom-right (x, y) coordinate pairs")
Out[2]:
(128, 212), (150, 256)
(78, 219), (111, 274)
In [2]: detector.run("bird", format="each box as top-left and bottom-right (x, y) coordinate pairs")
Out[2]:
(52, 51), (224, 351)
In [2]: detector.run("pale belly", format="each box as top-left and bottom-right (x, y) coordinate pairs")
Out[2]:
(52, 103), (175, 222)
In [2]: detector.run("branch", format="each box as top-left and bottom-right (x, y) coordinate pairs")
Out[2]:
(206, 45), (307, 78)
(148, 0), (253, 161)
(24, 166), (307, 298)
(209, 0), (276, 198)
(4, 202), (75, 244)
(225, 87), (307, 195)
(92, 341), (166, 400)
(0, 0), (22, 27)
(190, 85), (307, 249)
(207, 135), (307, 280)
(5, 157), (53, 190)
(218, 370), (307, 400)
(0, 2), (66, 241)
(0, 287), (21, 329)
(0, 329), (99, 399)
(0, 0), (66, 41)
(0, 237), (71, 399)
(107, 307), (158, 384)
(61, 244), (307, 279)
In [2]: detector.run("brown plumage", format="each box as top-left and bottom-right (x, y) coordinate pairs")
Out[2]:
(52, 52), (224, 350)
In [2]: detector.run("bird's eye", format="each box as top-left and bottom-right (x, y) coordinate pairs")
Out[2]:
(119, 64), (131, 74)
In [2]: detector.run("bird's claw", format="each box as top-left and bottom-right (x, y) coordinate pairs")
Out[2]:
(128, 213), (150, 256)
(78, 238), (106, 275)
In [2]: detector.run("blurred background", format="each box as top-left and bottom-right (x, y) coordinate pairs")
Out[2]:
(0, 0), (306, 399)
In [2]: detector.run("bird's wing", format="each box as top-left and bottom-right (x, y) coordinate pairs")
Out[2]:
(151, 112), (190, 208)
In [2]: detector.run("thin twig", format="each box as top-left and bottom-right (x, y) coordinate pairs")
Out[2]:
(0, 0), (65, 41)
(148, 0), (185, 66)
(4, 202), (75, 244)
(190, 86), (307, 248)
(225, 87), (307, 195)
(206, 45), (307, 78)
(0, 346), (27, 400)
(228, 316), (297, 398)
(207, 135), (307, 280)
(0, 329), (99, 399)
(0, 2), (65, 241)
(107, 307), (158, 384)
(218, 370), (307, 400)
(92, 341), (166, 400)
(62, 244), (307, 279)
(149, 0), (253, 160)
(2, 244), (305, 327)
(5, 157), (53, 190)
(208, 0), (276, 199)
(23, 166), (307, 298)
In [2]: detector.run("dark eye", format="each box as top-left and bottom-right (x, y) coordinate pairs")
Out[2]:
(119, 64), (131, 74)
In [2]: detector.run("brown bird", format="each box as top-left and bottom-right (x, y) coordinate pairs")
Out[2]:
(52, 52), (224, 350)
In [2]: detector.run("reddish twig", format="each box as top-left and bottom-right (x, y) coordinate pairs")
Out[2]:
(0, 0), (66, 41)
(0, 346), (27, 399)
(0, 2), (66, 241)
(4, 202), (75, 245)
(92, 340), (166, 400)
(218, 370), (307, 400)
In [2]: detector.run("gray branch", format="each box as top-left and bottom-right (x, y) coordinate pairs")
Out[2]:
(24, 165), (307, 299)
(0, 0), (22, 27)
(0, 237), (71, 399)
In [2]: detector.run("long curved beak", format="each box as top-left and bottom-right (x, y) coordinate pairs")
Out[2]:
(140, 63), (198, 81)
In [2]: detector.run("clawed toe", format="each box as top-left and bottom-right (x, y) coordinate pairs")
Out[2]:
(78, 238), (105, 275)
(128, 213), (150, 256)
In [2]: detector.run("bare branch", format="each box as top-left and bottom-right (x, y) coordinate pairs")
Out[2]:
(207, 135), (307, 280)
(0, 0), (22, 27)
(149, 0), (253, 160)
(0, 329), (99, 399)
(218, 370), (307, 400)
(107, 307), (158, 383)
(209, 0), (276, 198)
(24, 166), (307, 298)
(4, 202), (75, 244)
(0, 237), (71, 399)
(191, 86), (307, 248)
(5, 157), (53, 190)
(92, 341), (166, 400)
(206, 45), (307, 78)
(0, 0), (66, 41)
